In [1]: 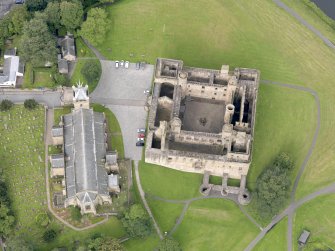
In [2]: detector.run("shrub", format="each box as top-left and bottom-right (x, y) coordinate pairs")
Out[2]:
(81, 60), (100, 84)
(157, 237), (182, 251)
(0, 100), (14, 111)
(42, 229), (57, 242)
(35, 212), (50, 227)
(24, 99), (38, 110)
(70, 206), (82, 222)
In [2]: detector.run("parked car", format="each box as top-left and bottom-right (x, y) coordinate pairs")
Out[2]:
(125, 61), (129, 69)
(120, 60), (124, 67)
(137, 128), (146, 133)
(136, 141), (144, 147)
(136, 62), (140, 70)
(144, 89), (150, 95)
(115, 61), (119, 68)
(137, 138), (145, 142)
(140, 61), (146, 70)
(138, 133), (145, 138)
(15, 0), (24, 4)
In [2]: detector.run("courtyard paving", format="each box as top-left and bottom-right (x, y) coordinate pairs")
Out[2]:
(90, 61), (154, 161)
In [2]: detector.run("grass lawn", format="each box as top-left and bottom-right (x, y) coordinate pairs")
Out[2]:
(147, 199), (185, 233)
(247, 83), (316, 190)
(23, 66), (55, 89)
(76, 37), (96, 58)
(0, 105), (47, 247)
(53, 106), (73, 125)
(70, 59), (101, 93)
(253, 217), (287, 251)
(139, 161), (201, 200)
(123, 235), (160, 251)
(102, 0), (335, 200)
(173, 199), (259, 251)
(293, 194), (335, 251)
(92, 104), (125, 158)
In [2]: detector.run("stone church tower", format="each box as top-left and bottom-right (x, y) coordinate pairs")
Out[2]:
(72, 81), (89, 110)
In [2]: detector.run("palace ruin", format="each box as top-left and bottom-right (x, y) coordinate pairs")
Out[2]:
(145, 58), (260, 204)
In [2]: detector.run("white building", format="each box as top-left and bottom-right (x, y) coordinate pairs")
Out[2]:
(0, 50), (24, 87)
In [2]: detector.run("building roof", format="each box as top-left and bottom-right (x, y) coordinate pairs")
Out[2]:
(298, 230), (310, 244)
(51, 154), (65, 168)
(108, 174), (119, 188)
(0, 56), (20, 84)
(63, 108), (108, 202)
(58, 58), (68, 73)
(106, 151), (117, 165)
(61, 35), (75, 58)
(52, 126), (63, 137)
(72, 82), (89, 101)
(4, 48), (16, 57)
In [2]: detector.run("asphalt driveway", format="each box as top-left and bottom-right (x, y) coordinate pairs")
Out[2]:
(91, 61), (154, 161)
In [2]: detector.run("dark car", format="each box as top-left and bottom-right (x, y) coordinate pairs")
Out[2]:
(136, 142), (144, 147)
(15, 0), (24, 4)
(136, 62), (140, 70)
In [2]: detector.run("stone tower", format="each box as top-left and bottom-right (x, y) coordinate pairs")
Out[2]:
(72, 81), (89, 110)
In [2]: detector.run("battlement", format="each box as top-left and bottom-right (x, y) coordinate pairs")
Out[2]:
(146, 58), (260, 180)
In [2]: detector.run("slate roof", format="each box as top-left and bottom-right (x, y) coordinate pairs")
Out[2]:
(61, 35), (75, 58)
(0, 56), (20, 84)
(106, 151), (117, 165)
(51, 154), (65, 168)
(298, 230), (310, 244)
(52, 126), (63, 137)
(108, 174), (119, 188)
(63, 108), (108, 204)
(58, 58), (68, 74)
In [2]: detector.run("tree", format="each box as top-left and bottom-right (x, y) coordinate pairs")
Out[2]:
(121, 204), (152, 238)
(255, 153), (293, 219)
(0, 16), (14, 47)
(88, 237), (124, 251)
(24, 99), (39, 110)
(10, 5), (30, 35)
(80, 8), (108, 46)
(44, 2), (61, 30)
(81, 61), (101, 84)
(53, 73), (68, 86)
(20, 17), (57, 66)
(157, 237), (182, 251)
(42, 229), (57, 242)
(0, 100), (14, 111)
(25, 0), (48, 12)
(6, 235), (34, 251)
(0, 203), (15, 237)
(60, 1), (84, 31)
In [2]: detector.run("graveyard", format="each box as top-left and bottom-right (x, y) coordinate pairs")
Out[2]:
(0, 105), (48, 245)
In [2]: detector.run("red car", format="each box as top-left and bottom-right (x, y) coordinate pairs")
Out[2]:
(138, 133), (145, 138)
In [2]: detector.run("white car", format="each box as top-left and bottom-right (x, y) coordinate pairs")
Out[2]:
(120, 60), (124, 67)
(137, 138), (145, 142)
(115, 61), (119, 68)
(144, 89), (150, 95)
(137, 128), (146, 133)
(125, 61), (129, 69)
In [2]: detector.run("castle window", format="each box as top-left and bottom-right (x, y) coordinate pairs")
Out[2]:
(202, 86), (205, 89)
(223, 94), (226, 96)
(189, 89), (192, 92)
(214, 92), (217, 95)
(224, 88), (227, 91)
(212, 98), (215, 100)
(215, 87), (218, 90)
(201, 90), (204, 93)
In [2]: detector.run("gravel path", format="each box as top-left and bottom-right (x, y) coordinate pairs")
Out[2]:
(273, 0), (335, 50)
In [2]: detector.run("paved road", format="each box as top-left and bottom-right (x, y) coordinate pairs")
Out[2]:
(245, 80), (321, 251)
(134, 161), (163, 239)
(0, 0), (15, 18)
(273, 0), (335, 50)
(91, 60), (154, 161)
(0, 89), (63, 107)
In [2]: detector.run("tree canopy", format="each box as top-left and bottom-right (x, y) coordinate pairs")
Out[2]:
(121, 204), (152, 238)
(0, 100), (14, 112)
(24, 99), (39, 110)
(60, 1), (84, 31)
(87, 237), (124, 251)
(25, 0), (49, 12)
(81, 60), (101, 84)
(44, 1), (61, 30)
(80, 8), (108, 46)
(255, 153), (294, 219)
(20, 17), (57, 66)
(10, 5), (30, 35)
(157, 237), (182, 251)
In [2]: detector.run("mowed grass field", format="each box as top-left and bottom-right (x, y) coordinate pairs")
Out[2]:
(102, 0), (335, 198)
(254, 217), (287, 251)
(293, 194), (335, 251)
(173, 199), (259, 251)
